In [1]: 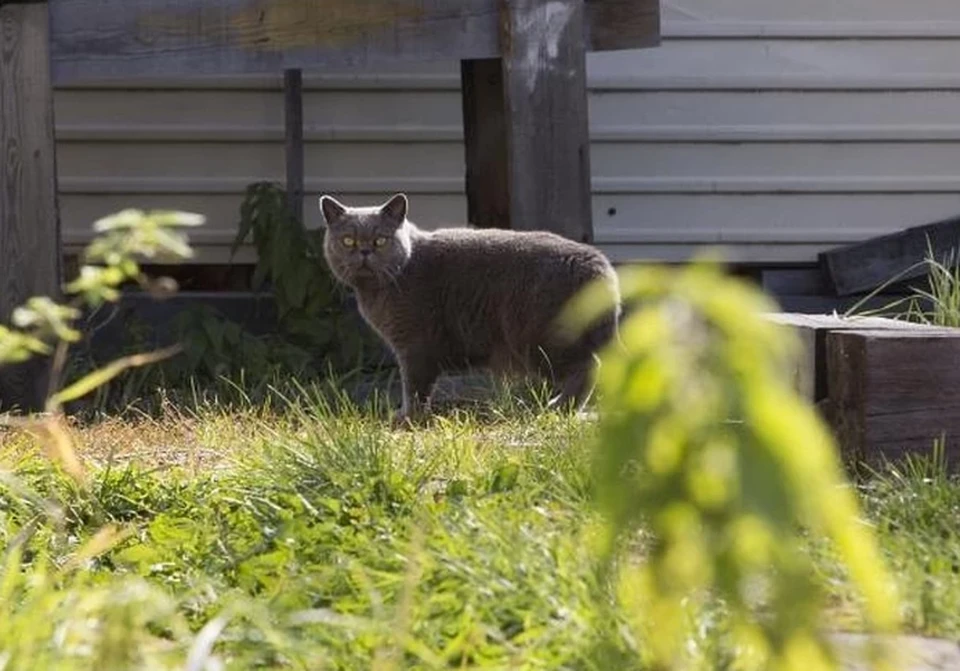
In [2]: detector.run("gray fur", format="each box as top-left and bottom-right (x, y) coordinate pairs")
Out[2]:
(319, 193), (621, 420)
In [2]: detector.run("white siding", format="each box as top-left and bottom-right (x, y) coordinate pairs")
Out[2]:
(53, 0), (960, 264)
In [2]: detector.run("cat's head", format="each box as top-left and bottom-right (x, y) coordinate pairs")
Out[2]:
(319, 193), (413, 287)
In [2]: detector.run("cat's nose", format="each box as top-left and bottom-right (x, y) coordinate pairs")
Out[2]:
(359, 248), (372, 257)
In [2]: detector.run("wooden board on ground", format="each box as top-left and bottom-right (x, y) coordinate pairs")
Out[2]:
(764, 313), (933, 403)
(48, 0), (660, 81)
(759, 268), (919, 315)
(827, 328), (960, 468)
(819, 214), (960, 297)
(0, 3), (62, 413)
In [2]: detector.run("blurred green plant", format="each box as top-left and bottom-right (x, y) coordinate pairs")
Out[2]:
(0, 209), (202, 476)
(565, 259), (901, 670)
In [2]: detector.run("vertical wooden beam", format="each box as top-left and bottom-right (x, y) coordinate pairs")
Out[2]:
(284, 68), (304, 224)
(499, 0), (593, 242)
(460, 58), (509, 229)
(460, 0), (594, 242)
(0, 2), (62, 413)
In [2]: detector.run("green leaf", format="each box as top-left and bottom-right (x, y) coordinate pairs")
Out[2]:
(201, 315), (226, 353)
(50, 345), (183, 406)
(251, 262), (270, 291)
(149, 210), (206, 228)
(233, 195), (257, 259)
(93, 209), (146, 232)
(151, 228), (195, 261)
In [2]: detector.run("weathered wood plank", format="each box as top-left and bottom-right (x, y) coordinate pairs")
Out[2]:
(760, 267), (830, 297)
(461, 58), (509, 229)
(819, 214), (960, 297)
(284, 68), (304, 224)
(500, 0), (594, 242)
(764, 313), (933, 402)
(48, 0), (659, 81)
(0, 2), (62, 412)
(584, 0), (660, 52)
(827, 328), (960, 468)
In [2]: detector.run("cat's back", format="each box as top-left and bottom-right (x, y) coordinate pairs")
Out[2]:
(411, 226), (613, 280)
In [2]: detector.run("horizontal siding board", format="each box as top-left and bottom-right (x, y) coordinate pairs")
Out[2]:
(587, 40), (960, 90)
(63, 192), (960, 245)
(56, 142), (466, 181)
(593, 142), (960, 179)
(54, 89), (461, 129)
(62, 140), (960, 184)
(56, 176), (960, 195)
(659, 0), (960, 24)
(50, 37), (960, 91)
(589, 90), (960, 130)
(54, 124), (960, 144)
(663, 21), (960, 39)
(55, 88), (960, 143)
(594, 193), (960, 240)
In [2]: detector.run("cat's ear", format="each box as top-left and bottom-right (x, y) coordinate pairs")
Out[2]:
(319, 195), (347, 228)
(379, 193), (408, 224)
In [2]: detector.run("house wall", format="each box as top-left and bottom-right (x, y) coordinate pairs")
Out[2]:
(53, 0), (960, 264)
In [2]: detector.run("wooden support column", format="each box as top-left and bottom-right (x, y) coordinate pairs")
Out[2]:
(284, 68), (304, 224)
(0, 1), (62, 413)
(461, 58), (509, 230)
(461, 0), (594, 242)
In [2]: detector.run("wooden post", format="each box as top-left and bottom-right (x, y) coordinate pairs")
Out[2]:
(461, 58), (509, 229)
(284, 68), (304, 224)
(461, 0), (594, 242)
(0, 1), (62, 413)
(501, 0), (593, 242)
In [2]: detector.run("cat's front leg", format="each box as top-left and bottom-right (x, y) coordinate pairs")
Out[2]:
(395, 353), (440, 426)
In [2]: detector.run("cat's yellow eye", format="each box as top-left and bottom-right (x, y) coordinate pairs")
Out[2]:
(374, 237), (389, 247)
(342, 236), (356, 247)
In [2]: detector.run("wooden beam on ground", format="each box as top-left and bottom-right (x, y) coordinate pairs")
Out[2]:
(819, 214), (960, 297)
(0, 1), (62, 413)
(48, 0), (659, 81)
(759, 267), (921, 314)
(764, 313), (933, 403)
(827, 328), (960, 468)
(283, 68), (304, 224)
(498, 0), (594, 242)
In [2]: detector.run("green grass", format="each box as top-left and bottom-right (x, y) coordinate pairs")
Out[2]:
(1, 391), (959, 670)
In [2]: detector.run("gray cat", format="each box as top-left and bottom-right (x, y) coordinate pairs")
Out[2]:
(319, 193), (620, 422)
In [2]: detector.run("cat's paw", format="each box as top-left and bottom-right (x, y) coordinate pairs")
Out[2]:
(390, 414), (414, 430)
(390, 411), (431, 430)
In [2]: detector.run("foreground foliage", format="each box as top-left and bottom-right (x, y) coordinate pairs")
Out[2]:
(566, 261), (899, 670)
